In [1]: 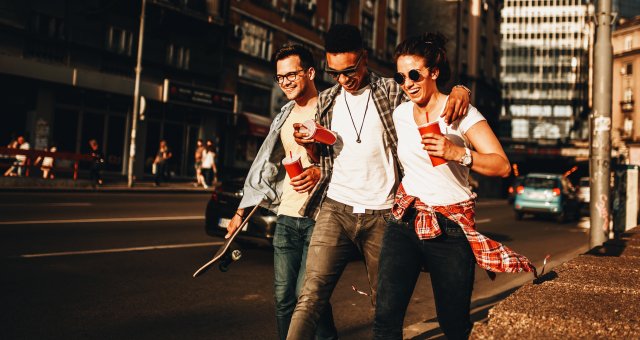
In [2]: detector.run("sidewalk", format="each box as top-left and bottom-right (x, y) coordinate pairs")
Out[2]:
(0, 176), (214, 193)
(470, 226), (640, 339)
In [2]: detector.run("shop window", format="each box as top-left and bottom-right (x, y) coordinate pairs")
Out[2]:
(105, 116), (126, 172)
(53, 109), (79, 153)
(166, 44), (191, 70)
(239, 21), (273, 60)
(237, 82), (271, 117)
(107, 26), (133, 56)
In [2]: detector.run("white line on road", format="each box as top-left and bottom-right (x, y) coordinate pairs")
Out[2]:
(0, 202), (94, 207)
(17, 241), (225, 258)
(0, 215), (204, 225)
(477, 218), (491, 224)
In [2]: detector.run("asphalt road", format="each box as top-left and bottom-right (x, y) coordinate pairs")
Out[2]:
(0, 192), (589, 339)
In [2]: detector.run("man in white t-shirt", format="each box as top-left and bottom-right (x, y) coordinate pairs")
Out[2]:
(225, 44), (337, 340)
(287, 25), (471, 339)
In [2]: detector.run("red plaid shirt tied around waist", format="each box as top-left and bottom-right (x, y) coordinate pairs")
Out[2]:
(392, 184), (536, 276)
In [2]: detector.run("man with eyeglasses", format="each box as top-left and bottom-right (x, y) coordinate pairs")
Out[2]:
(287, 25), (471, 339)
(225, 43), (337, 340)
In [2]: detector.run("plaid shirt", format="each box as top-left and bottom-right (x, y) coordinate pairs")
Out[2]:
(300, 72), (408, 218)
(392, 184), (536, 276)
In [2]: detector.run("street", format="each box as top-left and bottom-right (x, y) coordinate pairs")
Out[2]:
(0, 192), (589, 339)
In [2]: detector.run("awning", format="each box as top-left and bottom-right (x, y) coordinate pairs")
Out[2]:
(240, 112), (272, 137)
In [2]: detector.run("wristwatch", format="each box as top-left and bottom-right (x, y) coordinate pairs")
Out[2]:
(460, 147), (473, 167)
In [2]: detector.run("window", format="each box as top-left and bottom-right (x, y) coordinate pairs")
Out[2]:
(625, 36), (633, 51)
(332, 0), (348, 25)
(31, 13), (65, 40)
(361, 12), (374, 49)
(386, 29), (397, 59)
(239, 21), (273, 60)
(166, 44), (191, 70)
(107, 26), (133, 56)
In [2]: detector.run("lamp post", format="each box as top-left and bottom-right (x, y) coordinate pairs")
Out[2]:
(127, 0), (146, 187)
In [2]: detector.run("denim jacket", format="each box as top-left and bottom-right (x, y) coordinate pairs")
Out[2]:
(238, 101), (296, 213)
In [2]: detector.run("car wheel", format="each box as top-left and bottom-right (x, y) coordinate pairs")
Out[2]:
(515, 211), (524, 220)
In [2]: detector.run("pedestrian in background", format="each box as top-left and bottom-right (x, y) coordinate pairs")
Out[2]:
(35, 146), (56, 179)
(200, 142), (216, 189)
(89, 139), (104, 186)
(205, 139), (218, 184)
(3, 138), (19, 177)
(14, 135), (30, 177)
(194, 139), (205, 187)
(153, 140), (172, 186)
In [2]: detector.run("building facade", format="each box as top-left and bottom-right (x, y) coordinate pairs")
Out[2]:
(0, 0), (406, 180)
(407, 0), (503, 130)
(221, 0), (405, 171)
(0, 0), (230, 179)
(612, 16), (640, 164)
(500, 0), (593, 143)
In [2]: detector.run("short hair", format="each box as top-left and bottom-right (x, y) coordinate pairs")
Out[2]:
(394, 32), (452, 86)
(272, 43), (316, 70)
(324, 24), (364, 53)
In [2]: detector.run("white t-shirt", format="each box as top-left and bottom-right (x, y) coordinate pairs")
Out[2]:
(393, 99), (485, 205)
(326, 86), (396, 210)
(201, 150), (215, 169)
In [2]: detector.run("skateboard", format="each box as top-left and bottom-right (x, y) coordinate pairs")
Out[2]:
(193, 204), (260, 277)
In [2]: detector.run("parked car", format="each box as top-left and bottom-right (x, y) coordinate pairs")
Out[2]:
(205, 178), (277, 244)
(507, 176), (525, 204)
(513, 173), (580, 222)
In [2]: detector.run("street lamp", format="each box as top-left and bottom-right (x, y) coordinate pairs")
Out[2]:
(128, 0), (146, 187)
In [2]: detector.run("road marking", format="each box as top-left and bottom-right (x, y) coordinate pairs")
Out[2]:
(17, 241), (225, 258)
(477, 218), (491, 224)
(0, 215), (204, 225)
(0, 202), (93, 207)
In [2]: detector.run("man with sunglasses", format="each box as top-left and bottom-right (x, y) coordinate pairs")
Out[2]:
(226, 43), (337, 340)
(287, 25), (470, 339)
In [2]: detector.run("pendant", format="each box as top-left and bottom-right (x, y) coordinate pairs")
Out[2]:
(357, 139), (361, 143)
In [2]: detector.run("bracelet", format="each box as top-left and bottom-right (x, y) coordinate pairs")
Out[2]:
(453, 84), (471, 97)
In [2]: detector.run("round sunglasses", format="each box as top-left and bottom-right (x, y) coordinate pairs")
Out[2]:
(393, 69), (423, 85)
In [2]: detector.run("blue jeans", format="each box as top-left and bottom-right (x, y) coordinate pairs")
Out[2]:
(274, 215), (337, 340)
(373, 210), (475, 340)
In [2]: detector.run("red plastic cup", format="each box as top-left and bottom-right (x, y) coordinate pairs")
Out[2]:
(282, 154), (304, 178)
(417, 122), (447, 167)
(301, 120), (337, 145)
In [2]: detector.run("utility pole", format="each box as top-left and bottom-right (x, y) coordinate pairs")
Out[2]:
(128, 0), (146, 188)
(590, 0), (613, 248)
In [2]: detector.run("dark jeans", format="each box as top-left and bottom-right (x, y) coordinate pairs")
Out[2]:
(90, 163), (103, 184)
(154, 161), (167, 185)
(273, 215), (337, 340)
(373, 210), (475, 340)
(287, 198), (389, 340)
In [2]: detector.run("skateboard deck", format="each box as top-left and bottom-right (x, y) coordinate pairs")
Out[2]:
(193, 204), (260, 277)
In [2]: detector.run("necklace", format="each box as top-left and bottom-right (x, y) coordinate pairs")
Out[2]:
(343, 89), (370, 143)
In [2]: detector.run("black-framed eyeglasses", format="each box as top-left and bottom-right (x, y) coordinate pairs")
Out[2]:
(274, 69), (307, 84)
(393, 69), (424, 85)
(324, 53), (364, 79)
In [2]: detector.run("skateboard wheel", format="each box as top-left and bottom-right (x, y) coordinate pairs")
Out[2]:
(231, 249), (242, 261)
